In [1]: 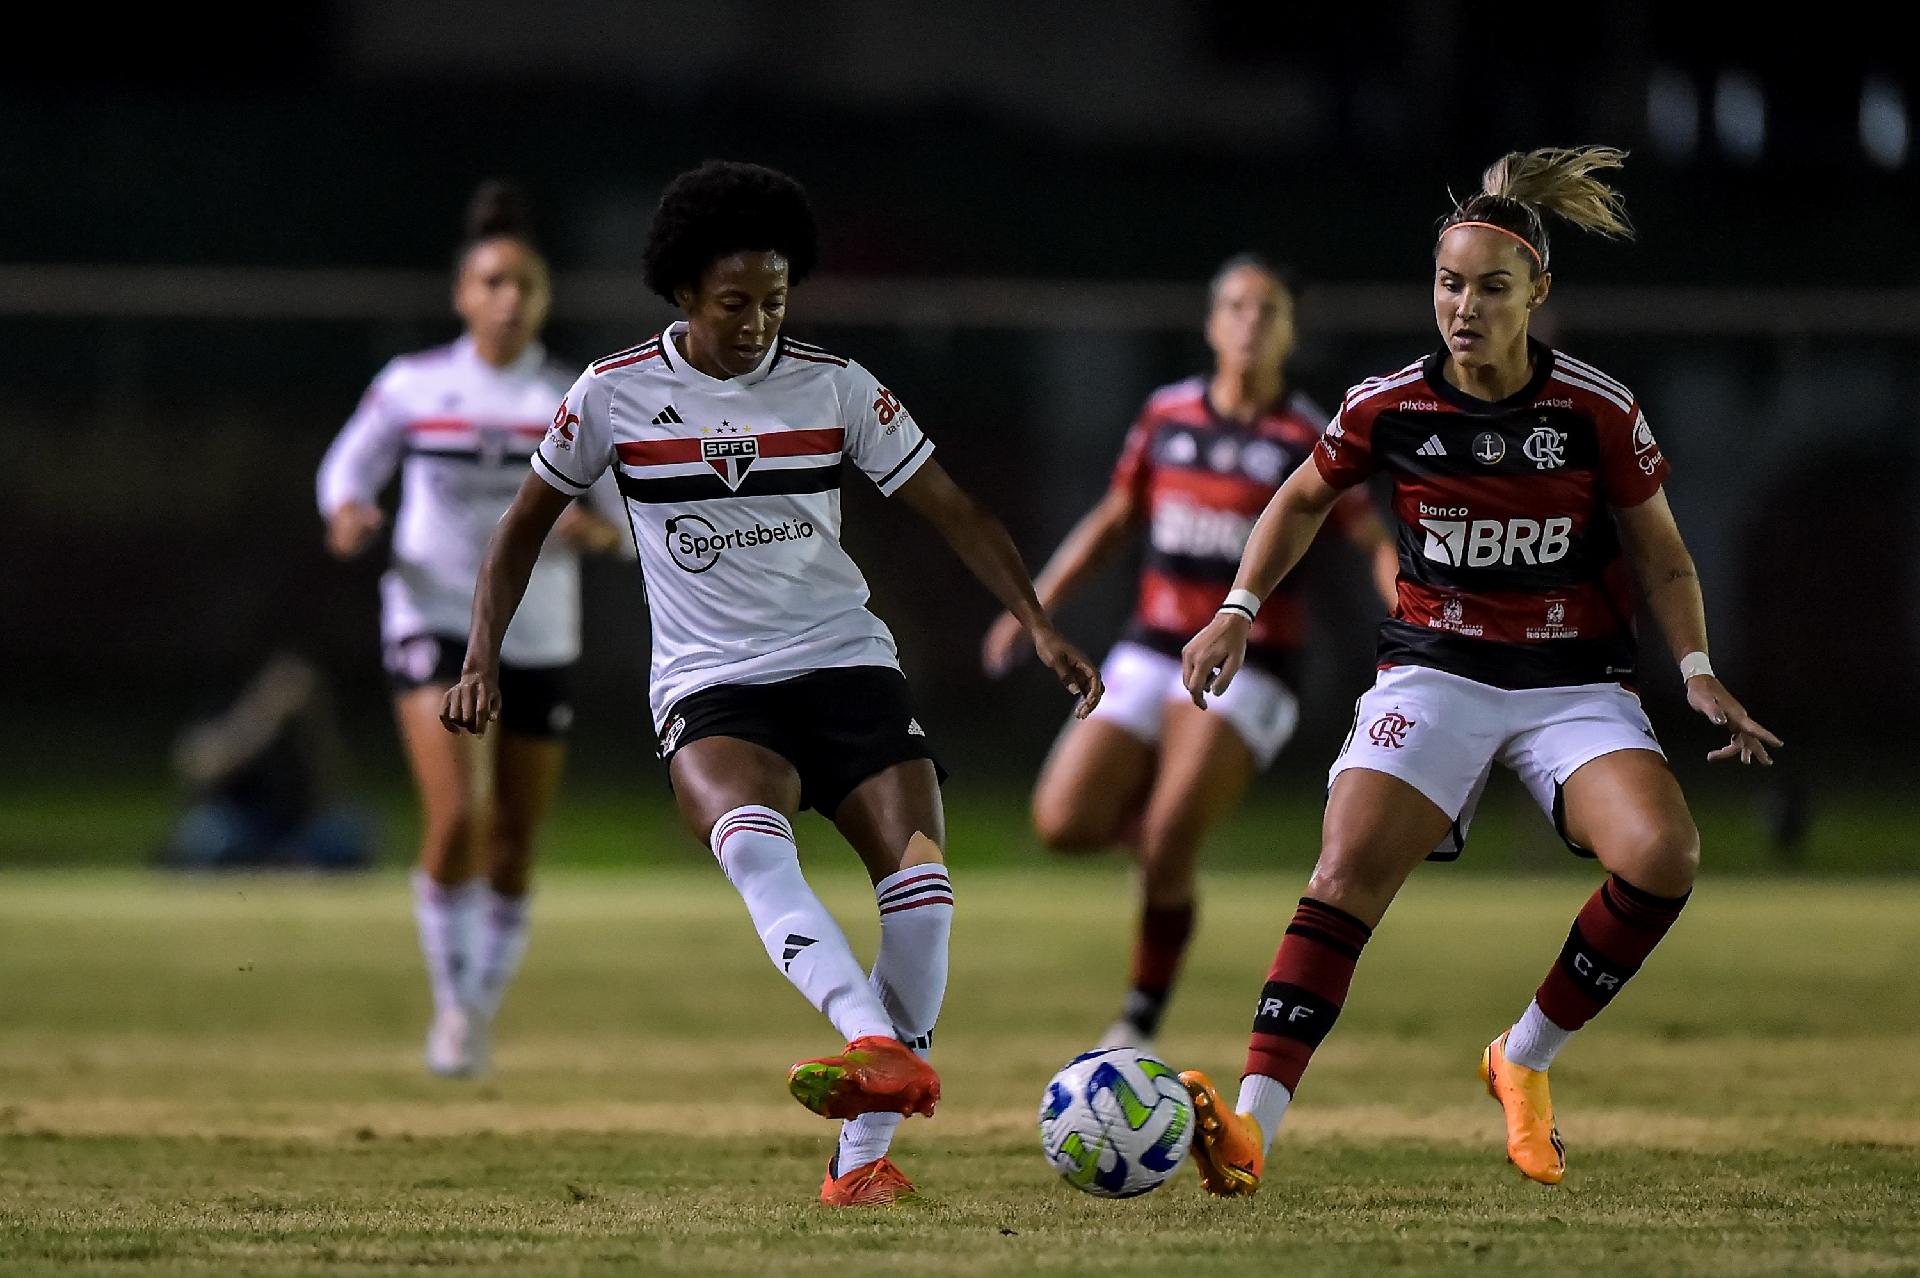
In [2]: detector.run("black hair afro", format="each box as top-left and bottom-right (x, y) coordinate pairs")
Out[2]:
(642, 160), (819, 304)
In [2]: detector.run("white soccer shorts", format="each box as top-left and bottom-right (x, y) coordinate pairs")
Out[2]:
(1089, 640), (1300, 769)
(1329, 664), (1665, 859)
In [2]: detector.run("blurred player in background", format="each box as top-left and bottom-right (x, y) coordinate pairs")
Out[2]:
(982, 255), (1396, 1053)
(317, 181), (627, 1078)
(1177, 147), (1780, 1194)
(440, 161), (1101, 1206)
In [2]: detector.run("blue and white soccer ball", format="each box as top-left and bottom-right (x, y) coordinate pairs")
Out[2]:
(1038, 1047), (1193, 1197)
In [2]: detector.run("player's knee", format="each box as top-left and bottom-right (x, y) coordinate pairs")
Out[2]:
(1305, 842), (1401, 919)
(1032, 792), (1107, 854)
(1613, 817), (1700, 898)
(420, 801), (479, 864)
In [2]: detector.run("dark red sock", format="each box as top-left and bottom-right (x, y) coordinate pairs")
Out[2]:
(1119, 902), (1196, 1037)
(1243, 897), (1373, 1093)
(1535, 874), (1689, 1030)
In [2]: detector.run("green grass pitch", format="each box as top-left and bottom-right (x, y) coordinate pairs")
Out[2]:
(1, 860), (1916, 1277)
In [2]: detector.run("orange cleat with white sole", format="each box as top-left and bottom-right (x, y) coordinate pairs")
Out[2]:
(819, 1153), (917, 1207)
(1178, 1070), (1264, 1197)
(1480, 1032), (1566, 1185)
(787, 1036), (940, 1120)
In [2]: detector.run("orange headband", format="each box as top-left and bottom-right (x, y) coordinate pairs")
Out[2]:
(1441, 220), (1544, 270)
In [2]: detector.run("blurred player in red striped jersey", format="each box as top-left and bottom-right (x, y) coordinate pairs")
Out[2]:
(1175, 147), (1780, 1195)
(983, 256), (1397, 1053)
(317, 182), (627, 1078)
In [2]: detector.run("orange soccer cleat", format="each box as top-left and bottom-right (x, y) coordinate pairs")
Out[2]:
(1178, 1070), (1265, 1197)
(819, 1153), (917, 1207)
(787, 1036), (940, 1120)
(1480, 1032), (1566, 1185)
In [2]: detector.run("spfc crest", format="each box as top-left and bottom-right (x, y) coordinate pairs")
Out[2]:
(702, 436), (759, 490)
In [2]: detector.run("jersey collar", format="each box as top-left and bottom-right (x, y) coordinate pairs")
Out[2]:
(453, 335), (548, 379)
(1421, 338), (1556, 415)
(660, 320), (779, 389)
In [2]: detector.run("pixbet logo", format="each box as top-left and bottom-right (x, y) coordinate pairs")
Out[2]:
(665, 513), (816, 573)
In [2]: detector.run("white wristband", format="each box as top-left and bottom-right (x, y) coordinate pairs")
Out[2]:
(1218, 588), (1262, 623)
(1679, 651), (1713, 681)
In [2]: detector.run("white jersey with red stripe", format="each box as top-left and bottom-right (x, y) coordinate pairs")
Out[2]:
(533, 322), (935, 729)
(317, 337), (617, 667)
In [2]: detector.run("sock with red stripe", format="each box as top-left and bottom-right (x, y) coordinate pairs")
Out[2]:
(1120, 901), (1196, 1039)
(1509, 873), (1690, 1070)
(711, 806), (894, 1044)
(837, 862), (953, 1171)
(1237, 896), (1374, 1152)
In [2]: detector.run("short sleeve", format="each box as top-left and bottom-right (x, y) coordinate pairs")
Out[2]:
(1312, 400), (1377, 489)
(841, 360), (933, 496)
(1598, 399), (1669, 508)
(1108, 410), (1156, 504)
(317, 360), (407, 516)
(532, 369), (614, 495)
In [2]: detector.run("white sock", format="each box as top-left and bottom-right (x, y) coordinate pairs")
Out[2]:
(412, 870), (483, 1018)
(1236, 1073), (1292, 1156)
(471, 889), (531, 1021)
(838, 863), (954, 1172)
(1503, 999), (1574, 1072)
(712, 806), (894, 1043)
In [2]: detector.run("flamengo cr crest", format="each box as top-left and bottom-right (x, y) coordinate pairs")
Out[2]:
(1368, 711), (1414, 748)
(703, 437), (759, 490)
(1523, 425), (1567, 470)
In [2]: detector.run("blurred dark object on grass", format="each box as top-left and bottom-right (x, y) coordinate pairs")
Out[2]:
(159, 652), (374, 871)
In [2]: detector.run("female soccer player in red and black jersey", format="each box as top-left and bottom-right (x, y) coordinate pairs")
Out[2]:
(1174, 148), (1780, 1194)
(318, 183), (627, 1078)
(982, 256), (1397, 1052)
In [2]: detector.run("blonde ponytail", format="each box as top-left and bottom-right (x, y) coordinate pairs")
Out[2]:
(1481, 146), (1633, 240)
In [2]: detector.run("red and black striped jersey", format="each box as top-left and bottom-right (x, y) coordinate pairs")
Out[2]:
(1111, 377), (1368, 677)
(1316, 341), (1670, 689)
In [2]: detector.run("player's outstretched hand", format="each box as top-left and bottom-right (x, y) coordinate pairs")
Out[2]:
(1182, 612), (1251, 709)
(441, 670), (501, 736)
(325, 501), (386, 560)
(981, 611), (1030, 678)
(1032, 624), (1103, 718)
(1686, 674), (1781, 765)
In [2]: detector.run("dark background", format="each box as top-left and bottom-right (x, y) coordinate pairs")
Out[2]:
(5, 2), (1915, 834)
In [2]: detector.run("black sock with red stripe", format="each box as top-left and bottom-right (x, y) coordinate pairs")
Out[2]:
(1121, 901), (1197, 1039)
(1243, 897), (1373, 1092)
(1534, 873), (1689, 1030)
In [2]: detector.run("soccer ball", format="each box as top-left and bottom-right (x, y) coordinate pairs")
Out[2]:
(1037, 1047), (1193, 1197)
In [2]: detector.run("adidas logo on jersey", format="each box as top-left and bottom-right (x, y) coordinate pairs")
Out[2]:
(907, 719), (926, 738)
(1416, 435), (1447, 457)
(652, 405), (685, 425)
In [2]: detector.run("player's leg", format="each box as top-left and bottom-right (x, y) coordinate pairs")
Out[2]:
(671, 734), (905, 1065)
(1108, 698), (1258, 1049)
(1183, 668), (1494, 1196)
(468, 665), (573, 1034)
(1029, 644), (1162, 853)
(818, 757), (950, 1204)
(394, 680), (489, 1076)
(1483, 696), (1697, 1182)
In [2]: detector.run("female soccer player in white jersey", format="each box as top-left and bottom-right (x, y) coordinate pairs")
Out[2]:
(440, 161), (1102, 1206)
(1173, 148), (1781, 1195)
(982, 255), (1397, 1053)
(318, 182), (626, 1078)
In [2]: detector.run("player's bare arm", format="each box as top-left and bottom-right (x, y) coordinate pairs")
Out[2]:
(441, 474), (573, 735)
(550, 503), (625, 555)
(981, 486), (1141, 677)
(1613, 490), (1780, 764)
(1181, 458), (1342, 705)
(1342, 509), (1402, 609)
(894, 459), (1103, 717)
(323, 501), (387, 559)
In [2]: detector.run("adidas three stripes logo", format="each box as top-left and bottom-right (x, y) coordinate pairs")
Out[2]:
(1416, 435), (1447, 457)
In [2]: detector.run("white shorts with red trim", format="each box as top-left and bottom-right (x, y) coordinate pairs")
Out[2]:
(1329, 664), (1665, 860)
(1089, 640), (1299, 768)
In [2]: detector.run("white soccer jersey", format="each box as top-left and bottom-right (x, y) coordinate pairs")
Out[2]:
(533, 322), (936, 728)
(317, 337), (621, 667)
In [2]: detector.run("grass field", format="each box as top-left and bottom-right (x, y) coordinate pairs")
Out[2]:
(2, 863), (1917, 1277)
